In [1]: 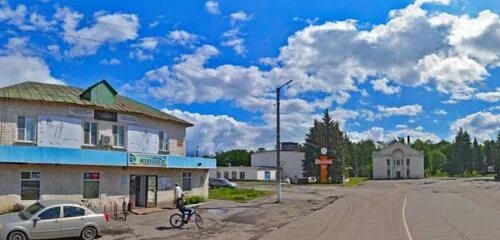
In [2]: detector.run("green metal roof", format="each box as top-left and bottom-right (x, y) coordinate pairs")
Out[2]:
(0, 81), (193, 127)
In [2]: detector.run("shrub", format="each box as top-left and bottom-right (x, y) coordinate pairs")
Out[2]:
(185, 195), (204, 205)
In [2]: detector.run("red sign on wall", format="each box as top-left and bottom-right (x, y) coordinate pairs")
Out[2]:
(84, 172), (100, 180)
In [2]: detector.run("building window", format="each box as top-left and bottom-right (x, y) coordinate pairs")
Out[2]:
(406, 159), (410, 165)
(393, 160), (396, 166)
(387, 169), (390, 178)
(224, 171), (229, 179)
(159, 131), (169, 152)
(83, 172), (100, 199)
(407, 169), (410, 178)
(386, 159), (390, 166)
(112, 125), (125, 147)
(216, 172), (221, 178)
(182, 172), (192, 191)
(21, 172), (40, 200)
(83, 121), (98, 145)
(240, 171), (246, 180)
(231, 171), (237, 180)
(17, 116), (36, 142)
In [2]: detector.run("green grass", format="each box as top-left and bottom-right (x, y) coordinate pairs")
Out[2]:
(343, 177), (368, 187)
(209, 187), (274, 203)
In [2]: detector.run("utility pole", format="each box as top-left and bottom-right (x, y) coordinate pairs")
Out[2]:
(276, 80), (293, 203)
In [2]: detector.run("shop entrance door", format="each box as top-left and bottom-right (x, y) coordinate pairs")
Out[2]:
(130, 175), (157, 208)
(146, 176), (157, 208)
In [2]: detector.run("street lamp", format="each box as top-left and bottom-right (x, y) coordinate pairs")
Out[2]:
(276, 80), (293, 203)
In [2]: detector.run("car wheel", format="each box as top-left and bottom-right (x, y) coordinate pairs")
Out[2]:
(7, 231), (28, 240)
(80, 226), (98, 240)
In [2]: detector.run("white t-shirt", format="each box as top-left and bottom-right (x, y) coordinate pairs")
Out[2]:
(175, 185), (183, 199)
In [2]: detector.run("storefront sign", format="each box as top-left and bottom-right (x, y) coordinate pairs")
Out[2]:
(118, 113), (138, 125)
(69, 107), (94, 118)
(128, 153), (167, 167)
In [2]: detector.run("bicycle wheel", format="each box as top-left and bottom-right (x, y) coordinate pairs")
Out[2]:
(194, 214), (204, 229)
(170, 213), (184, 228)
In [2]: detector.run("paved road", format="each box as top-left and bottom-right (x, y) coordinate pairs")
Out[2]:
(262, 179), (500, 240)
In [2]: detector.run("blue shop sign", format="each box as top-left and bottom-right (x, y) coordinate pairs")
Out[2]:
(128, 153), (167, 167)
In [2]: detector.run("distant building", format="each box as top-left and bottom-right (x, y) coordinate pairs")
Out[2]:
(209, 166), (276, 181)
(372, 141), (424, 179)
(251, 150), (304, 180)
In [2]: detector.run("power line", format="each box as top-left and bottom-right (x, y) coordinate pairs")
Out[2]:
(0, 28), (281, 106)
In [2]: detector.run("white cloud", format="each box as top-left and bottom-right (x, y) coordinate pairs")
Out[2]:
(0, 1), (27, 28)
(0, 54), (63, 88)
(163, 108), (272, 154)
(450, 111), (500, 142)
(54, 7), (139, 57)
(229, 11), (251, 25)
(205, 1), (220, 15)
(349, 126), (440, 143)
(129, 37), (160, 61)
(221, 34), (246, 55)
(47, 44), (61, 59)
(371, 77), (401, 95)
(396, 124), (408, 129)
(476, 89), (500, 102)
(99, 58), (121, 66)
(376, 104), (423, 117)
(137, 37), (158, 50)
(166, 30), (199, 47)
(434, 109), (447, 115)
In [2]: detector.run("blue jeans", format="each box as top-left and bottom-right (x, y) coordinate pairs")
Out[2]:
(180, 208), (193, 221)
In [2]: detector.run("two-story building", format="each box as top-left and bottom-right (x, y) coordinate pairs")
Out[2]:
(0, 80), (215, 208)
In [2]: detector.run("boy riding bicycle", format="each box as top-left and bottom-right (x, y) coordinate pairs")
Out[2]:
(175, 193), (193, 223)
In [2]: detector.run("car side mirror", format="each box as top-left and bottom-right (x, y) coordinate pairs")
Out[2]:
(32, 216), (40, 222)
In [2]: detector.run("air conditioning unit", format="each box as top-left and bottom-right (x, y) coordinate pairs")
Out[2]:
(100, 135), (112, 146)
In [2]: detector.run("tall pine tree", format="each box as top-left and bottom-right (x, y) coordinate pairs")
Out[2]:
(472, 138), (483, 173)
(302, 109), (348, 183)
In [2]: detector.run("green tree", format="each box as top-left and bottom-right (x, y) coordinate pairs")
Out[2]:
(472, 138), (483, 173)
(302, 109), (349, 183)
(428, 149), (447, 176)
(351, 140), (376, 177)
(495, 133), (500, 179)
(448, 128), (465, 175)
(483, 140), (496, 174)
(216, 149), (251, 167)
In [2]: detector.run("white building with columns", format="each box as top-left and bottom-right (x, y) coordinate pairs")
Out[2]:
(372, 142), (424, 179)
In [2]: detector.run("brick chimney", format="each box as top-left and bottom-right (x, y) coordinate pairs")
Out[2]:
(407, 136), (411, 145)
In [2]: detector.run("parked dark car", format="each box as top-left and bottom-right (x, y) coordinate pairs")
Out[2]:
(209, 178), (238, 188)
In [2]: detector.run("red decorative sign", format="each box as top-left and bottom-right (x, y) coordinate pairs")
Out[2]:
(84, 172), (100, 180)
(315, 155), (334, 183)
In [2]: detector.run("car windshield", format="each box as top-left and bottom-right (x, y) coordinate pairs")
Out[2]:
(19, 202), (45, 220)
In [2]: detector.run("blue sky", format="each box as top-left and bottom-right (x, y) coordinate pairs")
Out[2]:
(0, 0), (499, 154)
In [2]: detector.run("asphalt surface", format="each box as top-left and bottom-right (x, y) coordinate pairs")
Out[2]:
(262, 179), (500, 240)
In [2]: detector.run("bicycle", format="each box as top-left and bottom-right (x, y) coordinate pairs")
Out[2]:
(115, 196), (129, 221)
(169, 205), (204, 229)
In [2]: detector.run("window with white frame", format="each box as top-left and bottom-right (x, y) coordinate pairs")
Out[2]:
(159, 131), (169, 152)
(182, 172), (192, 191)
(17, 116), (36, 142)
(83, 121), (98, 145)
(21, 172), (40, 200)
(112, 125), (125, 147)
